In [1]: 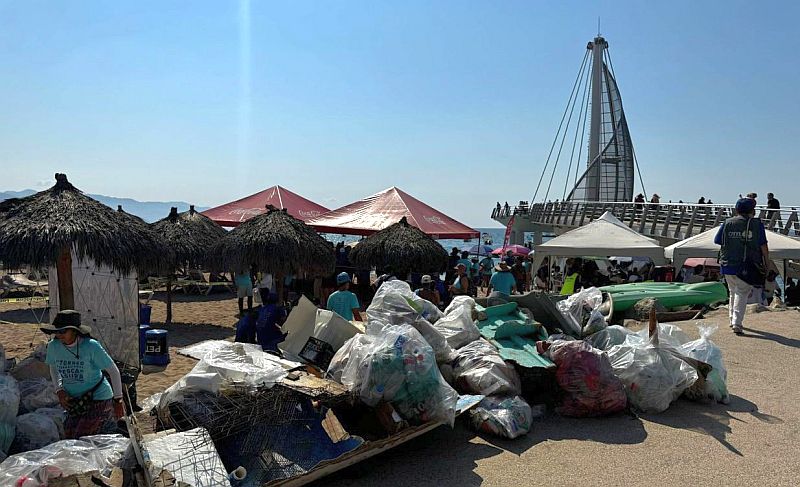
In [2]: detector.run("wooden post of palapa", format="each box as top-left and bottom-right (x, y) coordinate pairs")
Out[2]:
(165, 278), (173, 324)
(56, 247), (75, 310)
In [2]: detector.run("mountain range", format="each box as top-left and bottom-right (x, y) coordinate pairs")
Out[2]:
(0, 189), (208, 223)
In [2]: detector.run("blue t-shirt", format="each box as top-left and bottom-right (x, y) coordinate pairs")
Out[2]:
(327, 290), (360, 321)
(45, 337), (114, 400)
(479, 258), (494, 275)
(490, 271), (516, 295)
(714, 221), (768, 275)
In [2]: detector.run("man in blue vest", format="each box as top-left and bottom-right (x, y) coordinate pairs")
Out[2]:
(714, 198), (769, 335)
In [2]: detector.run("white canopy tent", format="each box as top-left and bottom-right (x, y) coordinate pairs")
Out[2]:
(531, 211), (665, 271)
(665, 227), (800, 277)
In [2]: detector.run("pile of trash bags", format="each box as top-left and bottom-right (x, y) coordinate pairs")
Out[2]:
(328, 281), (535, 438)
(0, 346), (68, 463)
(547, 286), (730, 414)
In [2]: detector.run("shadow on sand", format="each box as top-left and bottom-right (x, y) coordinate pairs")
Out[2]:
(640, 395), (782, 456)
(0, 305), (49, 325)
(150, 321), (235, 348)
(476, 410), (648, 455)
(148, 290), (235, 304)
(310, 424), (500, 487)
(741, 326), (800, 349)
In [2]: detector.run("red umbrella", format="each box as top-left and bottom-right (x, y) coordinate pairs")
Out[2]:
(492, 244), (531, 257)
(683, 257), (720, 268)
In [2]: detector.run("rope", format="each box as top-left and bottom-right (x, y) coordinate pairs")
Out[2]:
(531, 50), (590, 203)
(575, 71), (592, 189)
(543, 55), (589, 202)
(563, 59), (593, 200)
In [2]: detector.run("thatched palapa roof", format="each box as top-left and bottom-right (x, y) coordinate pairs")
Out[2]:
(151, 205), (227, 267)
(213, 205), (335, 276)
(0, 173), (171, 273)
(348, 217), (447, 276)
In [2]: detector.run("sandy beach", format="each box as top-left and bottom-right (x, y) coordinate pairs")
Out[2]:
(2, 292), (799, 486)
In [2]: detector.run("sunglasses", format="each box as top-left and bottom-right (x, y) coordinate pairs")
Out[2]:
(53, 329), (70, 335)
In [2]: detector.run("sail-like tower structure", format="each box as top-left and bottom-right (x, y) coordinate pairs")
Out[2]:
(568, 36), (634, 202)
(531, 35), (639, 204)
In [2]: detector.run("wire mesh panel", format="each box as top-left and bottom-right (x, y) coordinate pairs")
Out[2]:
(157, 384), (362, 486)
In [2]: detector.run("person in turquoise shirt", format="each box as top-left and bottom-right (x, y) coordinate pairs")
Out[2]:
(43, 310), (125, 438)
(488, 262), (517, 297)
(479, 255), (495, 292)
(327, 272), (363, 321)
(457, 251), (473, 279)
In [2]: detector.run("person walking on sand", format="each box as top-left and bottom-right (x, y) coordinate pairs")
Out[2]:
(327, 272), (362, 321)
(715, 198), (769, 335)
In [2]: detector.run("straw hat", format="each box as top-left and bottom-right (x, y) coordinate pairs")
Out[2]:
(494, 262), (510, 272)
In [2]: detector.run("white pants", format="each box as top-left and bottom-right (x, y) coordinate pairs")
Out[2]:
(725, 275), (752, 329)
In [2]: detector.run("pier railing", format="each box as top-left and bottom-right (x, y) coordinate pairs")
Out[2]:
(491, 201), (800, 240)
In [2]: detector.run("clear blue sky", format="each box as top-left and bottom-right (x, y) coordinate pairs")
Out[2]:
(2, 1), (798, 227)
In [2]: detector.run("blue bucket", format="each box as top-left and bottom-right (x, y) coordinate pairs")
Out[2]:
(138, 325), (150, 358)
(142, 329), (170, 366)
(139, 304), (152, 326)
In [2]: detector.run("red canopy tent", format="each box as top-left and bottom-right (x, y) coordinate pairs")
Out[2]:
(201, 186), (329, 227)
(305, 187), (479, 239)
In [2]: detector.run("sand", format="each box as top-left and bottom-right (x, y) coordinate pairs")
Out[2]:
(2, 292), (799, 486)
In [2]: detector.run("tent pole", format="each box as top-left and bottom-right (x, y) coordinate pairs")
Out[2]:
(56, 247), (75, 310)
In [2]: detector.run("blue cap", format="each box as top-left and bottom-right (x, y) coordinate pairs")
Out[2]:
(336, 272), (351, 285)
(735, 198), (756, 214)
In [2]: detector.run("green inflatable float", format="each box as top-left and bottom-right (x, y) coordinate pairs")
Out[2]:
(598, 281), (728, 312)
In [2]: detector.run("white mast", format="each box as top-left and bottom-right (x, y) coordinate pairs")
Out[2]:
(587, 36), (607, 201)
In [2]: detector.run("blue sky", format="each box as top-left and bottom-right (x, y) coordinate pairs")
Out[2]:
(1, 1), (798, 227)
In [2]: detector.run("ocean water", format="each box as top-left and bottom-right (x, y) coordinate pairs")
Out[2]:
(323, 227), (513, 251)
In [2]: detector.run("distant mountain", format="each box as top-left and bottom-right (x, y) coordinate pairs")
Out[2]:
(0, 189), (208, 223)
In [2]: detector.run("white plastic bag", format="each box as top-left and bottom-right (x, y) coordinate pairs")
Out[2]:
(158, 342), (288, 412)
(0, 375), (20, 455)
(635, 323), (691, 348)
(607, 334), (698, 413)
(366, 281), (453, 363)
(13, 413), (61, 452)
(18, 378), (59, 413)
(0, 375), (19, 424)
(35, 408), (67, 440)
(0, 434), (129, 486)
(585, 325), (635, 351)
(434, 300), (481, 349)
(556, 287), (603, 337)
(444, 296), (476, 316)
(344, 324), (459, 426)
(469, 395), (533, 439)
(326, 334), (376, 387)
(679, 324), (729, 403)
(451, 339), (521, 396)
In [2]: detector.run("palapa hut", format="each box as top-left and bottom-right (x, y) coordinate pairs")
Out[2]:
(0, 173), (171, 367)
(152, 205), (227, 323)
(213, 205), (336, 297)
(0, 173), (169, 308)
(348, 217), (447, 278)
